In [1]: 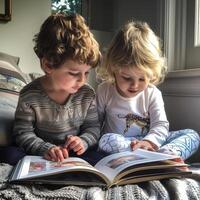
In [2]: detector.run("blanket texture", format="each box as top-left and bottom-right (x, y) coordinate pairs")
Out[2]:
(1, 163), (200, 200)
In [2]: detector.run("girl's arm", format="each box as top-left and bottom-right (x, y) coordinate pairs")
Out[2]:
(143, 88), (169, 148)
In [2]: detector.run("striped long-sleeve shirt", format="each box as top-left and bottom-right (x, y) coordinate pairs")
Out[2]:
(13, 78), (100, 156)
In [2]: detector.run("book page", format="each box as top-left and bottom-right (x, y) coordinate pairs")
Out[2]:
(115, 170), (191, 186)
(115, 160), (188, 181)
(94, 149), (179, 182)
(11, 156), (106, 181)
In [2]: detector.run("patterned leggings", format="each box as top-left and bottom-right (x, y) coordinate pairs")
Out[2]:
(98, 129), (200, 160)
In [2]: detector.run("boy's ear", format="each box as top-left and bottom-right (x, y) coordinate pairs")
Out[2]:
(41, 57), (53, 74)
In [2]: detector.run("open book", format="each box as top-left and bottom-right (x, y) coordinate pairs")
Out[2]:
(9, 149), (190, 187)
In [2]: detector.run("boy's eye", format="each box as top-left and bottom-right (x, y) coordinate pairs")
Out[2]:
(68, 71), (90, 77)
(85, 71), (89, 76)
(68, 72), (79, 76)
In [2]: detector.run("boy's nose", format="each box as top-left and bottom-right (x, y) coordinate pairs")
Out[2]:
(77, 74), (86, 84)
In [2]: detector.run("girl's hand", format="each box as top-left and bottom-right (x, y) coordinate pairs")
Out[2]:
(44, 146), (68, 162)
(131, 139), (158, 151)
(64, 135), (86, 155)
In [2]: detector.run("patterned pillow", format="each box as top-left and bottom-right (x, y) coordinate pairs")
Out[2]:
(0, 52), (20, 70)
(0, 52), (27, 83)
(0, 91), (19, 146)
(0, 52), (26, 146)
(0, 60), (26, 84)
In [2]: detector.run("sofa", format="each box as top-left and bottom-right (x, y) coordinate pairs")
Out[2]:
(159, 69), (200, 164)
(0, 52), (200, 199)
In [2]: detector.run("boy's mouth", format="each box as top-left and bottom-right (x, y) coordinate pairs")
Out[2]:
(72, 85), (82, 91)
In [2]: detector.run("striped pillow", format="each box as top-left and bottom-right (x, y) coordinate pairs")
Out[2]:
(0, 60), (26, 83)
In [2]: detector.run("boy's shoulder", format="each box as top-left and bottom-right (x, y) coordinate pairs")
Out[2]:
(20, 78), (42, 96)
(74, 83), (95, 98)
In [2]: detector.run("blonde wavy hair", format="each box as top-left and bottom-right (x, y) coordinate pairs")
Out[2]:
(33, 13), (101, 68)
(97, 21), (167, 85)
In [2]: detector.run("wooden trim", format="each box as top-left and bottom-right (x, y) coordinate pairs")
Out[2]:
(0, 0), (12, 22)
(174, 0), (187, 70)
(163, 0), (176, 71)
(159, 69), (200, 96)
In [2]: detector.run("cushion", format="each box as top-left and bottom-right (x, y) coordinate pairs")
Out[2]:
(0, 73), (26, 93)
(0, 52), (20, 70)
(0, 52), (27, 83)
(0, 61), (26, 83)
(0, 91), (19, 146)
(0, 52), (26, 146)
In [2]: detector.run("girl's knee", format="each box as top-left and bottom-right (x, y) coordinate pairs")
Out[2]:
(100, 133), (118, 138)
(99, 133), (131, 154)
(184, 129), (200, 140)
(172, 129), (199, 139)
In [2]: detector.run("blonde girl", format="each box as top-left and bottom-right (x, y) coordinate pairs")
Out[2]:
(96, 20), (200, 160)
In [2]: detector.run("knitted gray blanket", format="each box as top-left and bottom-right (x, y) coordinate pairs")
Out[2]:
(1, 163), (200, 200)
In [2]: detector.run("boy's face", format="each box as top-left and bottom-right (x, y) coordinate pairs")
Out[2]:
(114, 67), (149, 98)
(46, 59), (91, 94)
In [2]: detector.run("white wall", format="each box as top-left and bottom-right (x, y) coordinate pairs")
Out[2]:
(0, 0), (51, 73)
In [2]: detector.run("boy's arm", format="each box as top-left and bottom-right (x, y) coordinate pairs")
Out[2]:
(79, 96), (101, 149)
(96, 83), (107, 130)
(13, 96), (55, 156)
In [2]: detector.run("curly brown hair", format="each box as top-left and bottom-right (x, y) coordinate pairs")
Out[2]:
(33, 13), (101, 68)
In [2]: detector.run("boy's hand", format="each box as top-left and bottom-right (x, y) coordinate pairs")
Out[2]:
(131, 139), (158, 151)
(64, 135), (86, 155)
(44, 146), (68, 162)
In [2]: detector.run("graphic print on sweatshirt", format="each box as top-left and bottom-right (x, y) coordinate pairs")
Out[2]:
(117, 113), (150, 135)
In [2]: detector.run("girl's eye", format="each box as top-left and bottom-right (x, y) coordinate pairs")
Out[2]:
(139, 78), (145, 82)
(122, 76), (132, 81)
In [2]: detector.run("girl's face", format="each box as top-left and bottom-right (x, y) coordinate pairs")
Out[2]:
(114, 67), (149, 98)
(44, 59), (91, 94)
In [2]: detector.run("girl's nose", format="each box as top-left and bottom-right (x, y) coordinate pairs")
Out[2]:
(131, 79), (138, 88)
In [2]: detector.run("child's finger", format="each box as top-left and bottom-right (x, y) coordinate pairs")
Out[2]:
(73, 144), (83, 152)
(62, 148), (69, 158)
(55, 149), (65, 162)
(69, 140), (81, 149)
(147, 146), (156, 151)
(44, 153), (52, 161)
(64, 135), (74, 149)
(49, 148), (58, 161)
(130, 140), (139, 149)
(132, 144), (140, 150)
(76, 147), (85, 155)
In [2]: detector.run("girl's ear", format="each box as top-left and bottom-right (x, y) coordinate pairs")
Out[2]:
(41, 57), (53, 74)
